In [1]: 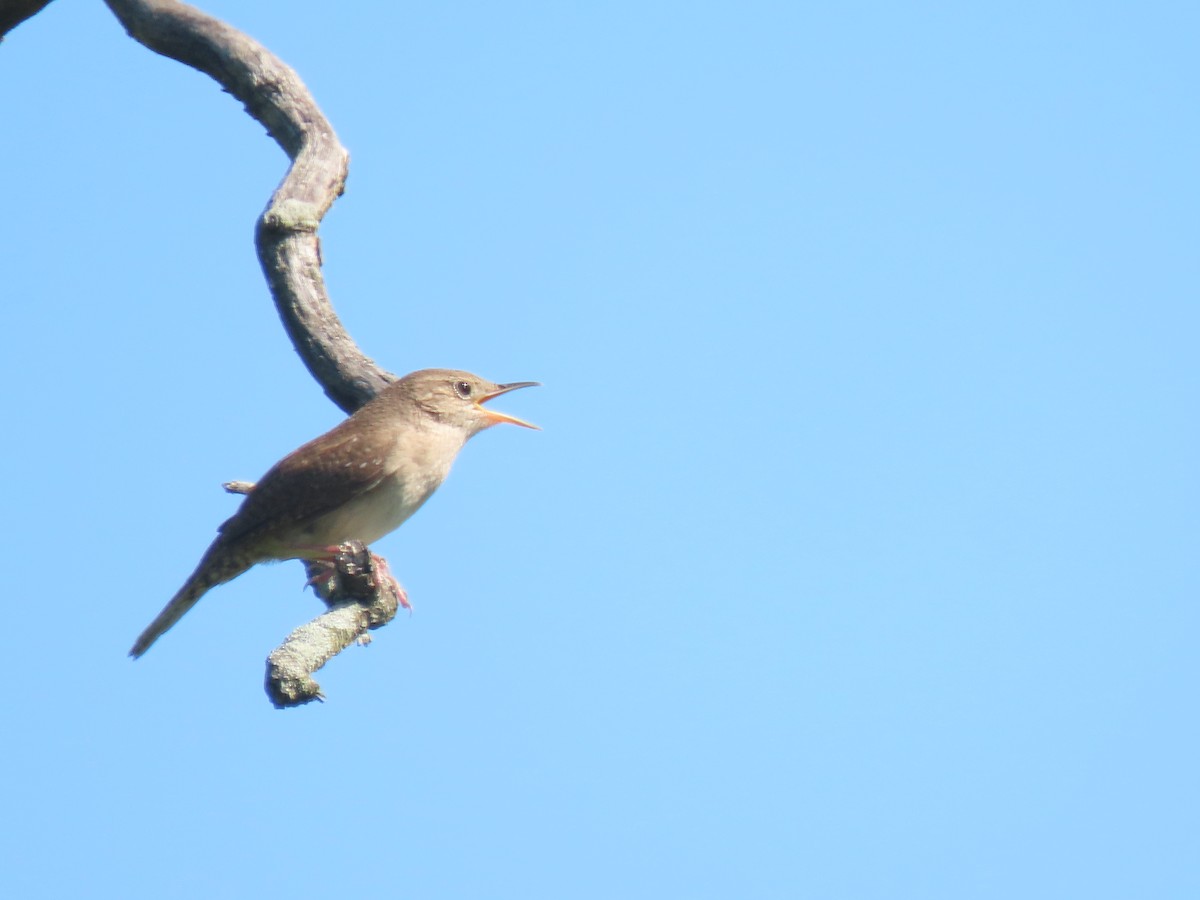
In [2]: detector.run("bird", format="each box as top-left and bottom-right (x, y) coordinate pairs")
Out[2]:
(129, 368), (539, 658)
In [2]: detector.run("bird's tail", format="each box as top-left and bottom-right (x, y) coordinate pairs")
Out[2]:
(129, 539), (253, 658)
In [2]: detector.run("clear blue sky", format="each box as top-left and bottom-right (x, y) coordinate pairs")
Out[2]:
(2, 2), (1196, 897)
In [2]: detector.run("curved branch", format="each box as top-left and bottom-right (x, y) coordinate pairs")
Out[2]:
(104, 0), (394, 413)
(266, 544), (403, 708)
(98, 0), (403, 704)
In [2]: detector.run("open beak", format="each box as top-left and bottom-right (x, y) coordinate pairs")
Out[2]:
(478, 381), (541, 429)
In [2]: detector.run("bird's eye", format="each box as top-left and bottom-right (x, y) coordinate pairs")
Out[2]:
(454, 381), (473, 399)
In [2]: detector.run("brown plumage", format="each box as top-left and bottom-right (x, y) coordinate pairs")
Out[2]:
(129, 369), (538, 658)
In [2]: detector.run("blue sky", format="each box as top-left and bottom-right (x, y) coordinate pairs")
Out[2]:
(2, 1), (1197, 897)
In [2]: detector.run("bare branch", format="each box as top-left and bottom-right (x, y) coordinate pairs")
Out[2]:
(92, 1), (406, 702)
(104, 0), (394, 413)
(266, 543), (403, 708)
(0, 0), (53, 40)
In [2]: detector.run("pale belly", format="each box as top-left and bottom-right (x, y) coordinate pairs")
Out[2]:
(290, 470), (442, 550)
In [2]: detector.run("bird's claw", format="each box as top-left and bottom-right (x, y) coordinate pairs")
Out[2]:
(302, 543), (411, 612)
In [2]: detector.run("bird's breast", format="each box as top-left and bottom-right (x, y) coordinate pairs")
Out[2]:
(270, 419), (468, 552)
(302, 468), (444, 548)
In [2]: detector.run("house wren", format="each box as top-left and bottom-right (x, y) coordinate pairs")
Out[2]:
(129, 368), (538, 657)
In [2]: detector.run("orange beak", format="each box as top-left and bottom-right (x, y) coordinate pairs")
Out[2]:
(478, 381), (541, 429)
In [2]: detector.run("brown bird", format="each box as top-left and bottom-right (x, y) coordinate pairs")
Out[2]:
(130, 368), (539, 658)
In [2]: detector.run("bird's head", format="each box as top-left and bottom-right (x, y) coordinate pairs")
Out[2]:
(399, 369), (540, 435)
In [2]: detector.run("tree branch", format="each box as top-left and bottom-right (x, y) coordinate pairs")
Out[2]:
(104, 0), (394, 413)
(86, 0), (405, 705)
(10, 1), (406, 702)
(266, 543), (403, 708)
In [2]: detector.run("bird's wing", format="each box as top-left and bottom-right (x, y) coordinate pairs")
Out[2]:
(217, 419), (398, 546)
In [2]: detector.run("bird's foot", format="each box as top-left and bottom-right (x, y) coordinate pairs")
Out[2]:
(302, 542), (373, 604)
(303, 543), (410, 612)
(304, 564), (337, 590)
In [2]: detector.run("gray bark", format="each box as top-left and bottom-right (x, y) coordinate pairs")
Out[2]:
(267, 543), (404, 709)
(104, 0), (395, 412)
(10, 0), (404, 706)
